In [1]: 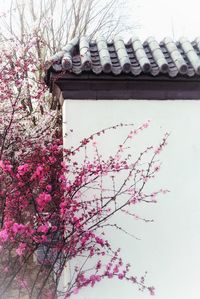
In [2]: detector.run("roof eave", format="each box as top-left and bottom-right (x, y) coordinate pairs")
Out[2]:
(51, 72), (200, 100)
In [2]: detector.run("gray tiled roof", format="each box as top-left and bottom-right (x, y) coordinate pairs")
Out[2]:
(46, 36), (200, 77)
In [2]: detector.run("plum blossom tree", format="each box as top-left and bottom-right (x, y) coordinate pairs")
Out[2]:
(0, 2), (168, 299)
(0, 40), (168, 294)
(0, 120), (168, 298)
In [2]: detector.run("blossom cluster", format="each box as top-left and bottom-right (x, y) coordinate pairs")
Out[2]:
(0, 120), (168, 298)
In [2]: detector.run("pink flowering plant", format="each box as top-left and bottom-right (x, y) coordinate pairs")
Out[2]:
(0, 37), (169, 298)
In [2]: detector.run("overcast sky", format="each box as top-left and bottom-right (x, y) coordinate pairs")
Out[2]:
(125, 0), (200, 41)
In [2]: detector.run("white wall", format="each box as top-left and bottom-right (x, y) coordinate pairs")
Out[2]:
(62, 99), (200, 299)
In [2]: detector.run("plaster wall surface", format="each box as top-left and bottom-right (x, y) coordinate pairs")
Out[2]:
(62, 99), (200, 299)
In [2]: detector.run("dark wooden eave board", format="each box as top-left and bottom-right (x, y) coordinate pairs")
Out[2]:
(51, 73), (200, 100)
(51, 72), (200, 82)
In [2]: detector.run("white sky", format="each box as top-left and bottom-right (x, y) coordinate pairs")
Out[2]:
(127, 0), (200, 41)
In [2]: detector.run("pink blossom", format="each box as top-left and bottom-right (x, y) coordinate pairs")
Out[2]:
(34, 165), (44, 178)
(37, 224), (49, 233)
(118, 273), (124, 280)
(90, 248), (94, 256)
(12, 223), (26, 234)
(89, 274), (101, 286)
(0, 229), (8, 242)
(148, 286), (155, 296)
(95, 236), (104, 247)
(81, 236), (88, 246)
(49, 156), (57, 164)
(73, 288), (79, 294)
(0, 160), (12, 172)
(16, 243), (26, 256)
(36, 192), (52, 210)
(19, 279), (28, 288)
(107, 272), (113, 278)
(46, 184), (52, 192)
(17, 164), (29, 176)
(143, 122), (150, 129)
(96, 261), (102, 270)
(3, 267), (9, 273)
